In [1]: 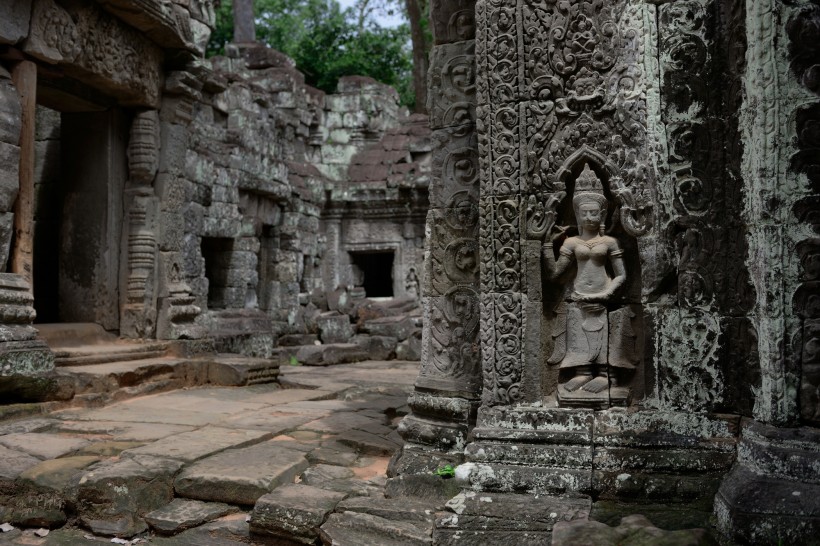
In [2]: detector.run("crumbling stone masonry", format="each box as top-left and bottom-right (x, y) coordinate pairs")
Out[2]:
(0, 0), (429, 380)
(394, 0), (820, 544)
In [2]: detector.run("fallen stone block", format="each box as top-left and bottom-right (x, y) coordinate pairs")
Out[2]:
(295, 344), (368, 366)
(250, 483), (346, 544)
(145, 498), (237, 535)
(175, 441), (308, 505)
(0, 479), (66, 529)
(208, 355), (280, 386)
(278, 333), (319, 346)
(317, 312), (354, 344)
(352, 334), (397, 360)
(361, 315), (414, 341)
(76, 455), (184, 537)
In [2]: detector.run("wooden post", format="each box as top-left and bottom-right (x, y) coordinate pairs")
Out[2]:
(10, 60), (36, 288)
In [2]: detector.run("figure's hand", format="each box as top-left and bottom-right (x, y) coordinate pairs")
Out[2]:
(525, 195), (550, 240)
(524, 192), (565, 240)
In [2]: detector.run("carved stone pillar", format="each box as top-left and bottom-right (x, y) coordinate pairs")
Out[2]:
(393, 0), (480, 481)
(121, 110), (160, 339)
(715, 1), (820, 543)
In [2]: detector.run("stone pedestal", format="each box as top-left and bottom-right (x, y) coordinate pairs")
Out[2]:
(0, 273), (53, 376)
(715, 420), (820, 544)
(460, 407), (737, 504)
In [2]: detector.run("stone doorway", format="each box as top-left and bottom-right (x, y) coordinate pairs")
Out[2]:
(30, 96), (127, 333)
(350, 251), (394, 298)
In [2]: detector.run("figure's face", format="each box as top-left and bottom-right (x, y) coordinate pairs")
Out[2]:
(579, 203), (603, 231)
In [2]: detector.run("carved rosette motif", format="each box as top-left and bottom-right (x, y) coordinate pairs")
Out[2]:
(787, 4), (820, 425)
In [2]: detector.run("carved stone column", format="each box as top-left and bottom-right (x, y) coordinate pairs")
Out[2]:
(715, 1), (820, 543)
(393, 0), (481, 483)
(121, 110), (160, 338)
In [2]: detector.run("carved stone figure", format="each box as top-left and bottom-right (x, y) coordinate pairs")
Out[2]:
(534, 164), (636, 408)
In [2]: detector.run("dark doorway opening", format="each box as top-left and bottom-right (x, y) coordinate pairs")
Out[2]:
(201, 237), (234, 309)
(351, 251), (394, 297)
(31, 103), (126, 330)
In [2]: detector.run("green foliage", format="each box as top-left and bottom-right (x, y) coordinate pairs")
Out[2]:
(288, 355), (300, 366)
(433, 464), (455, 479)
(207, 0), (414, 107)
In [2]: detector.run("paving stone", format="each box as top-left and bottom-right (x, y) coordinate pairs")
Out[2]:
(300, 464), (378, 498)
(0, 433), (89, 460)
(76, 455), (184, 537)
(19, 456), (100, 491)
(0, 418), (56, 435)
(299, 412), (386, 434)
(175, 441), (308, 505)
(240, 387), (338, 405)
(551, 515), (717, 546)
(52, 420), (195, 441)
(319, 511), (431, 546)
(122, 426), (271, 462)
(302, 464), (356, 483)
(145, 498), (237, 535)
(150, 515), (253, 546)
(250, 483), (346, 543)
(337, 429), (401, 456)
(75, 441), (145, 457)
(216, 409), (317, 432)
(307, 446), (358, 466)
(0, 445), (40, 479)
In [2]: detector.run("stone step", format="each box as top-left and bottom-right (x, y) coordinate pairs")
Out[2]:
(54, 343), (170, 367)
(59, 357), (189, 388)
(318, 511), (432, 546)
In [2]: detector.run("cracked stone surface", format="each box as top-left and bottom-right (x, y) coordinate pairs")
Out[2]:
(0, 360), (421, 542)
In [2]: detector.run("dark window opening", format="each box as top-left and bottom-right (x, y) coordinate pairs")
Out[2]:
(351, 251), (394, 297)
(201, 237), (234, 309)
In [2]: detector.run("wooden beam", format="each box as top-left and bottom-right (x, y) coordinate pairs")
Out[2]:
(10, 60), (36, 288)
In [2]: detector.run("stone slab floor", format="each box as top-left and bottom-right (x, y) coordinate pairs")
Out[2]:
(0, 360), (424, 545)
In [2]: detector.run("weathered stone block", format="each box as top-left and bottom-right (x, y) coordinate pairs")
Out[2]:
(76, 455), (184, 537)
(145, 498), (236, 535)
(361, 315), (414, 341)
(175, 441), (308, 505)
(317, 312), (354, 344)
(250, 483), (345, 543)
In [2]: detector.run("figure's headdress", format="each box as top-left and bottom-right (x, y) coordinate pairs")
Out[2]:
(572, 164), (608, 235)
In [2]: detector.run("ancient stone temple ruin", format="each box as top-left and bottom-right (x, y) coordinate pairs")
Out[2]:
(0, 0), (430, 381)
(394, 0), (820, 543)
(0, 0), (819, 544)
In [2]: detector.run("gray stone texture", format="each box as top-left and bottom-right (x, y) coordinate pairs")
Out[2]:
(145, 499), (236, 535)
(0, 0), (32, 45)
(250, 483), (345, 543)
(174, 441), (308, 505)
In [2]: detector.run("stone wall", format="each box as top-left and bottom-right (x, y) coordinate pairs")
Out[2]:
(0, 0), (429, 368)
(394, 0), (820, 542)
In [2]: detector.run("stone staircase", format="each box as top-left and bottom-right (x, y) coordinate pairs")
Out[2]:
(10, 323), (282, 408)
